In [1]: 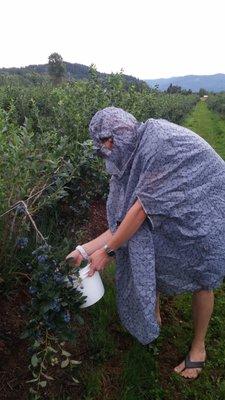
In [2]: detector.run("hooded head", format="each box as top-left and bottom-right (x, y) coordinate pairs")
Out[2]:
(89, 107), (140, 176)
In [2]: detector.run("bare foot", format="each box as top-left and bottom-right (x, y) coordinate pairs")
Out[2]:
(174, 347), (206, 379)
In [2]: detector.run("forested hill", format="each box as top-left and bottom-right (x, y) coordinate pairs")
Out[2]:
(0, 62), (147, 88)
(146, 73), (225, 92)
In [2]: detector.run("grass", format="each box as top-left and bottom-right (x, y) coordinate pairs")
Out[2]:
(63, 101), (225, 400)
(183, 100), (225, 159)
(78, 263), (164, 400)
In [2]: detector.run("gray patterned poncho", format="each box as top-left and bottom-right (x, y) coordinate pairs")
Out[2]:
(89, 107), (225, 345)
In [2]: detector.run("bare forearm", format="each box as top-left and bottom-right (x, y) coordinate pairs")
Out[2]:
(107, 199), (146, 251)
(83, 229), (113, 255)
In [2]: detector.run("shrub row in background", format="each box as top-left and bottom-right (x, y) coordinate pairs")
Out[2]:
(207, 93), (225, 118)
(0, 71), (199, 397)
(0, 70), (199, 272)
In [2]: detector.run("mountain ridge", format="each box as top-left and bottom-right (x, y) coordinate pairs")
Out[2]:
(145, 73), (225, 92)
(1, 62), (224, 92)
(0, 62), (147, 88)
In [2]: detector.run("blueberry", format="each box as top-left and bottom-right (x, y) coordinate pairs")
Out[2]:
(34, 332), (43, 340)
(16, 237), (29, 249)
(42, 244), (51, 252)
(45, 321), (55, 329)
(50, 298), (61, 312)
(27, 347), (35, 355)
(32, 244), (51, 256)
(37, 255), (48, 264)
(63, 311), (70, 323)
(16, 204), (26, 215)
(29, 286), (37, 295)
(39, 273), (49, 284)
(68, 275), (74, 285)
(53, 272), (64, 284)
(26, 263), (32, 271)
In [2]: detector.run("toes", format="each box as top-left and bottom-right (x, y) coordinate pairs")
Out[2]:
(180, 369), (194, 379)
(180, 368), (201, 379)
(174, 361), (185, 373)
(174, 363), (201, 379)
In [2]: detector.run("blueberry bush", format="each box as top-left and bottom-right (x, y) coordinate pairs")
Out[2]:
(207, 93), (225, 118)
(0, 68), (198, 397)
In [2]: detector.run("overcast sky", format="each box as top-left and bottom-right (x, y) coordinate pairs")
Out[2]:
(1, 0), (225, 79)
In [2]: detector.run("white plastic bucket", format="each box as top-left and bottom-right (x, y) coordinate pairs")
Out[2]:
(66, 264), (105, 308)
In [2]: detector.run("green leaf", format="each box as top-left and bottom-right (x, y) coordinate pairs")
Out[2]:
(31, 354), (39, 367)
(61, 349), (71, 357)
(76, 315), (84, 325)
(47, 346), (57, 353)
(43, 304), (52, 313)
(40, 362), (47, 370)
(33, 340), (41, 348)
(42, 373), (54, 381)
(38, 380), (47, 388)
(26, 378), (39, 383)
(61, 358), (70, 368)
(72, 377), (79, 384)
(29, 388), (38, 394)
(20, 330), (30, 339)
(70, 359), (82, 365)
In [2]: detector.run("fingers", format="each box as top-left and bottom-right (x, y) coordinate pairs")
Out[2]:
(65, 250), (83, 267)
(88, 268), (95, 277)
(88, 258), (95, 277)
(65, 256), (76, 266)
(87, 264), (104, 277)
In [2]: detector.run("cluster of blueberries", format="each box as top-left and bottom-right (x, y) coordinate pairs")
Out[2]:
(28, 245), (74, 334)
(16, 203), (26, 215)
(16, 236), (29, 249)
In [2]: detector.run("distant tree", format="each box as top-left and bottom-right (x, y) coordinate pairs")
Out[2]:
(166, 83), (182, 94)
(186, 89), (193, 95)
(181, 88), (193, 95)
(199, 88), (208, 97)
(48, 53), (65, 85)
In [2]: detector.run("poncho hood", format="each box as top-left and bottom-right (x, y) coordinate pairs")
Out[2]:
(89, 106), (145, 177)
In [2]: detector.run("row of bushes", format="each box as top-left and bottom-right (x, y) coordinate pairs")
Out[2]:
(207, 93), (225, 118)
(0, 72), (199, 285)
(0, 72), (199, 397)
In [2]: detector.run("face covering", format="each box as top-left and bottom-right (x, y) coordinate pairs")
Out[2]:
(89, 107), (140, 178)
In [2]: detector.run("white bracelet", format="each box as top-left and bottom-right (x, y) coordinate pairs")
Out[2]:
(76, 245), (89, 260)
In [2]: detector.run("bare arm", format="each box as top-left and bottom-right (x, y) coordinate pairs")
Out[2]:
(88, 199), (147, 276)
(82, 229), (113, 255)
(66, 229), (113, 265)
(84, 199), (146, 254)
(106, 199), (147, 251)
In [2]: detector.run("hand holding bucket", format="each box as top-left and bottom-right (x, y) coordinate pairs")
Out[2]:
(65, 260), (105, 308)
(77, 263), (105, 308)
(65, 246), (110, 308)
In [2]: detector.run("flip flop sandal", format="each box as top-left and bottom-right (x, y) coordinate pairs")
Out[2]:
(182, 354), (206, 380)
